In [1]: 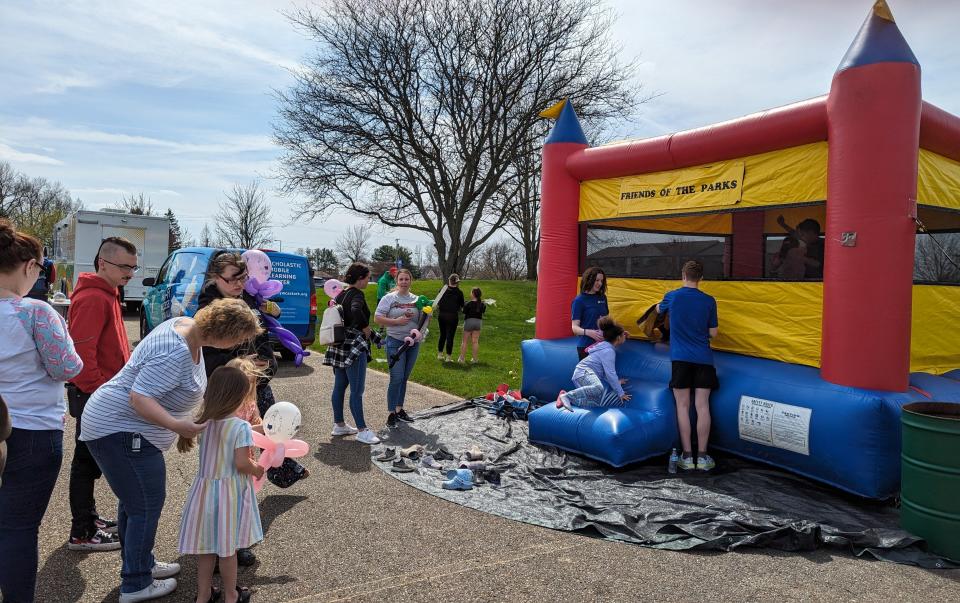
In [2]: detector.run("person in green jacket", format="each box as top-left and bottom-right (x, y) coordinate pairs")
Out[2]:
(377, 266), (397, 302)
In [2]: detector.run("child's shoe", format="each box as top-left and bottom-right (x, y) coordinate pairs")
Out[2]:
(697, 454), (716, 471)
(678, 454), (697, 471)
(331, 423), (359, 436)
(442, 468), (474, 490)
(118, 579), (177, 603)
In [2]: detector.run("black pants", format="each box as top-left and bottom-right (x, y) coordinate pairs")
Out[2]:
(67, 387), (102, 538)
(437, 314), (459, 356)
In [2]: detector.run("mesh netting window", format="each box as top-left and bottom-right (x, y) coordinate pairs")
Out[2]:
(585, 227), (729, 279)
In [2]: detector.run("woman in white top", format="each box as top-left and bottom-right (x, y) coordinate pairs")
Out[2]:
(375, 269), (423, 428)
(0, 219), (83, 603)
(80, 297), (262, 603)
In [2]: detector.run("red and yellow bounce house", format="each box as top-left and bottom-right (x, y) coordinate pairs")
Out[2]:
(522, 1), (960, 499)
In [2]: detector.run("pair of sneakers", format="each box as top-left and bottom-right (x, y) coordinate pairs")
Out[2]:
(331, 423), (381, 445)
(678, 453), (716, 471)
(117, 562), (181, 603)
(386, 408), (415, 427)
(68, 517), (121, 551)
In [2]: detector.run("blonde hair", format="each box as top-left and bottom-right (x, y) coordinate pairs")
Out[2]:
(177, 366), (251, 452)
(226, 357), (265, 398)
(193, 297), (262, 344)
(391, 268), (413, 292)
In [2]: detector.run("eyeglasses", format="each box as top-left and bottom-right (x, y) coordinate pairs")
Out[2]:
(101, 258), (140, 273)
(218, 272), (248, 284)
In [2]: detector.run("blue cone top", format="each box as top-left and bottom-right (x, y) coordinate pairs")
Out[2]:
(837, 1), (918, 73)
(545, 100), (588, 145)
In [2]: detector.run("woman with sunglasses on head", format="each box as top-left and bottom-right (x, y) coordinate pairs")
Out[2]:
(0, 219), (83, 603)
(196, 251), (308, 566)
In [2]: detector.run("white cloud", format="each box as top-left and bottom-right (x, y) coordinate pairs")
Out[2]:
(36, 72), (99, 94)
(0, 142), (63, 165)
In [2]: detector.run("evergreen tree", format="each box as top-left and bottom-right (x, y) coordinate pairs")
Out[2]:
(166, 208), (184, 252)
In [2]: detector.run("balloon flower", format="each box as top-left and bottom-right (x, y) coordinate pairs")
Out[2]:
(251, 401), (310, 492)
(240, 249), (311, 366)
(323, 279), (344, 306)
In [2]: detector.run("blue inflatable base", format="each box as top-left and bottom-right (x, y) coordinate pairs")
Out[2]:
(522, 338), (960, 499)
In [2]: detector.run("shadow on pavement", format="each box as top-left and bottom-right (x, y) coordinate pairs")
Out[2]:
(35, 544), (88, 602)
(260, 494), (308, 534)
(312, 438), (375, 474)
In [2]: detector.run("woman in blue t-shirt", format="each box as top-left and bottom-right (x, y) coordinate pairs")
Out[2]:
(570, 266), (609, 360)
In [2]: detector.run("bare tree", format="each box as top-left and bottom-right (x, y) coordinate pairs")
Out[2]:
(335, 223), (372, 264)
(471, 240), (525, 280)
(504, 138), (542, 279)
(116, 192), (154, 215)
(276, 0), (638, 279)
(1, 163), (80, 246)
(199, 224), (216, 247)
(215, 181), (274, 249)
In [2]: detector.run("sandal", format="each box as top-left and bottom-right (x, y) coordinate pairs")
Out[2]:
(206, 586), (222, 603)
(236, 586), (252, 603)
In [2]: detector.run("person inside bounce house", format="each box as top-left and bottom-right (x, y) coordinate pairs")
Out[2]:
(570, 266), (609, 360)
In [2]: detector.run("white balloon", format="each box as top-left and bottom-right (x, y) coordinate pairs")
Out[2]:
(262, 401), (302, 443)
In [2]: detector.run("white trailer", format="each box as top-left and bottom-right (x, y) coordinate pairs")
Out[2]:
(52, 209), (170, 310)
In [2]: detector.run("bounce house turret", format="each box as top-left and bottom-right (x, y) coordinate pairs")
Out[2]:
(821, 0), (920, 391)
(536, 99), (588, 340)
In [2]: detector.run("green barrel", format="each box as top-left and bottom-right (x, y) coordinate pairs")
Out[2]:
(901, 402), (960, 562)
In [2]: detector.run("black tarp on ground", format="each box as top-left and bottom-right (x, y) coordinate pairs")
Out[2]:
(373, 399), (957, 569)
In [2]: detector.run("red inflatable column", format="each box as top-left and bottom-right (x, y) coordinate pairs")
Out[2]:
(536, 101), (588, 340)
(821, 1), (920, 391)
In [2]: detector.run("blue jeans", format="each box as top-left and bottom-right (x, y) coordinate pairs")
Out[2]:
(332, 352), (368, 429)
(86, 432), (166, 594)
(0, 428), (63, 603)
(566, 369), (623, 408)
(386, 336), (420, 412)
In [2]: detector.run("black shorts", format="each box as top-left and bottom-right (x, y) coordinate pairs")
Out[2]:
(669, 361), (719, 390)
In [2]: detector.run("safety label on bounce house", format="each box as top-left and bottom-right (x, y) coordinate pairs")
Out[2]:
(738, 396), (811, 455)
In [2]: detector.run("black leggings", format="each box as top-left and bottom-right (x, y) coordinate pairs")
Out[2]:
(437, 314), (459, 355)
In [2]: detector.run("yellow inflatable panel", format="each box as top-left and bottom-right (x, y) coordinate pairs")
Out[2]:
(580, 143), (828, 222)
(605, 278), (823, 368)
(918, 149), (960, 211)
(911, 285), (960, 374)
(603, 278), (959, 374)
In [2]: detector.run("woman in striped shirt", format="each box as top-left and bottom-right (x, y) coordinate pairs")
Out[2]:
(80, 298), (262, 603)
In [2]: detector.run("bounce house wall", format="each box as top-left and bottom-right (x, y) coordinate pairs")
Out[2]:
(821, 62), (920, 391)
(523, 338), (953, 499)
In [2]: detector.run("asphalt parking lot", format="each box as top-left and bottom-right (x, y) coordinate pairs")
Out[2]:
(29, 317), (959, 602)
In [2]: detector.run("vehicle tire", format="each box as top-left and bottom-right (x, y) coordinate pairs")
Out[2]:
(125, 300), (140, 314)
(139, 309), (150, 341)
(279, 348), (296, 362)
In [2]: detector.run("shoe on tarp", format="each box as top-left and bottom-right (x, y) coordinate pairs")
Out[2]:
(375, 447), (397, 462)
(442, 468), (473, 490)
(391, 459), (416, 473)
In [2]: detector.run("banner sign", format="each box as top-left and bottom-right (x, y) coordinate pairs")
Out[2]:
(618, 161), (745, 216)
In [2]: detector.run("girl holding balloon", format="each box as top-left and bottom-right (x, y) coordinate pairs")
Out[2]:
(177, 366), (264, 603)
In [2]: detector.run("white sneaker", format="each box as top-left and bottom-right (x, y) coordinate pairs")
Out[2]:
(119, 578), (177, 603)
(356, 429), (381, 445)
(437, 352), (443, 360)
(331, 423), (359, 436)
(151, 560), (180, 578)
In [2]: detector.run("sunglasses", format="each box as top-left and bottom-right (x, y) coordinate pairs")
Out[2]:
(218, 272), (248, 284)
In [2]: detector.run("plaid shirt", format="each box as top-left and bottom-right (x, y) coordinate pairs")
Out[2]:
(323, 327), (383, 369)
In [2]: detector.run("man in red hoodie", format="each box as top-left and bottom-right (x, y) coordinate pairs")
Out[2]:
(65, 237), (137, 551)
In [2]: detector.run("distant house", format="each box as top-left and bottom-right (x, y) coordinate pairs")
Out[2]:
(585, 239), (726, 279)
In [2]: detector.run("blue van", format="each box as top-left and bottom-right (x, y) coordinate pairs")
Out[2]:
(139, 247), (316, 360)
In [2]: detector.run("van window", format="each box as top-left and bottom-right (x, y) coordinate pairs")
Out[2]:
(165, 252), (205, 286)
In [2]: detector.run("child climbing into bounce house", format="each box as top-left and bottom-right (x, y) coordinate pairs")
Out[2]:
(658, 260), (719, 471)
(557, 316), (631, 411)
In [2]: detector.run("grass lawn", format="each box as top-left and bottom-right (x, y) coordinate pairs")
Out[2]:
(312, 279), (537, 399)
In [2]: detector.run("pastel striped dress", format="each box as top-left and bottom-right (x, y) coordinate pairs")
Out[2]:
(178, 417), (263, 557)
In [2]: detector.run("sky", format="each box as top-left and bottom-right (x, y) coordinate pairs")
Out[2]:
(1, 0), (958, 255)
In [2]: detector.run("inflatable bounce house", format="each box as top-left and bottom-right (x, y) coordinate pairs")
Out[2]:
(522, 1), (960, 499)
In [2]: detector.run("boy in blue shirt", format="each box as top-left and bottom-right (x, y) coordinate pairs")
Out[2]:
(658, 260), (719, 471)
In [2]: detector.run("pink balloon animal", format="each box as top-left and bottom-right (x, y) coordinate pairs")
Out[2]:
(250, 431), (310, 492)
